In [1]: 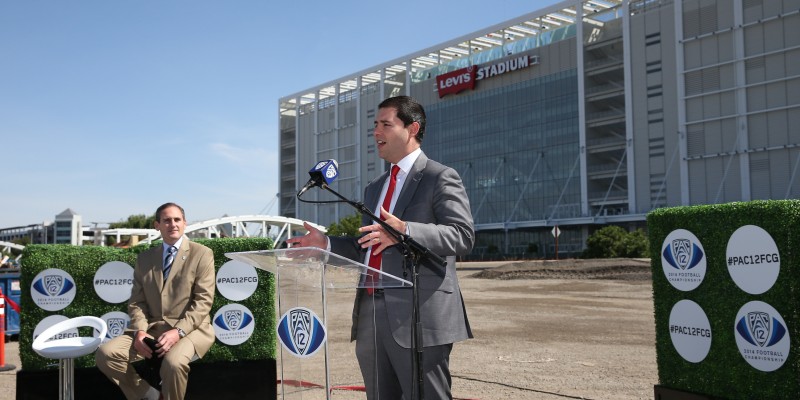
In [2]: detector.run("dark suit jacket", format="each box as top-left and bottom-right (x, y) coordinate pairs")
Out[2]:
(127, 237), (216, 357)
(330, 151), (475, 348)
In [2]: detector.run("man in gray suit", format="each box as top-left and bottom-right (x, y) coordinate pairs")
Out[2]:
(287, 96), (474, 399)
(96, 202), (216, 400)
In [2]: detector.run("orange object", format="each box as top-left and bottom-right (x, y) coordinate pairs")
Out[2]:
(0, 287), (17, 371)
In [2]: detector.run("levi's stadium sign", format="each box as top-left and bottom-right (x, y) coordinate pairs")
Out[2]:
(436, 54), (539, 98)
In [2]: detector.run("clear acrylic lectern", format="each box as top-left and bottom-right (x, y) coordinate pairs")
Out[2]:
(225, 247), (412, 400)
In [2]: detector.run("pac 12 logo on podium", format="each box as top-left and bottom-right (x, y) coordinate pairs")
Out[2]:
(277, 307), (327, 358)
(661, 229), (706, 291)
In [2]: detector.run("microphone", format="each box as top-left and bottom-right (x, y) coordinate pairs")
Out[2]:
(297, 159), (339, 197)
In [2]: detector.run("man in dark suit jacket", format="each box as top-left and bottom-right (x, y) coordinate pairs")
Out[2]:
(287, 96), (474, 399)
(96, 202), (216, 400)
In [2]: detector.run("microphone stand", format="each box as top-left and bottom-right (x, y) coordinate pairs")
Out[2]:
(319, 183), (444, 400)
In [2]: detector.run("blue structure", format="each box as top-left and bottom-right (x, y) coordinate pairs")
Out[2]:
(0, 269), (21, 336)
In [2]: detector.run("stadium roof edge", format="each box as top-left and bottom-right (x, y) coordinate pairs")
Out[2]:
(279, 0), (595, 103)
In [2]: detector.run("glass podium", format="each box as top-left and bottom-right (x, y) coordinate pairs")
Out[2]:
(226, 247), (412, 399)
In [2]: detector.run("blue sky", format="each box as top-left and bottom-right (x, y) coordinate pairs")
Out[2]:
(0, 1), (549, 228)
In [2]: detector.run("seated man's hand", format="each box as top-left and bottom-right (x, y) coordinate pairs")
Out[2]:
(133, 331), (155, 359)
(154, 329), (182, 357)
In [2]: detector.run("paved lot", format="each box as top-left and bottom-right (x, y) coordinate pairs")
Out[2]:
(0, 340), (19, 400)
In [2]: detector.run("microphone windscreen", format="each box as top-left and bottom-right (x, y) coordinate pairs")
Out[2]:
(308, 159), (338, 185)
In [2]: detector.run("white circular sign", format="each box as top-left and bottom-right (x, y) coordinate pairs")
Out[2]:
(33, 315), (76, 342)
(660, 229), (707, 291)
(100, 311), (131, 343)
(668, 300), (712, 363)
(734, 301), (790, 372)
(276, 307), (328, 358)
(93, 261), (135, 303)
(216, 260), (259, 301)
(212, 303), (256, 346)
(30, 268), (77, 311)
(726, 225), (780, 295)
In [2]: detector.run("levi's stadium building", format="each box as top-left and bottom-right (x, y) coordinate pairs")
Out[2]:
(278, 0), (800, 259)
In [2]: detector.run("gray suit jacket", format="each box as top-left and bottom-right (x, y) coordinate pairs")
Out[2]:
(330, 151), (475, 348)
(127, 238), (216, 357)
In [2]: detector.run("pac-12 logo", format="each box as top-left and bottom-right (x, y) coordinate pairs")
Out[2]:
(215, 309), (253, 332)
(736, 311), (786, 348)
(36, 275), (72, 297)
(734, 301), (790, 372)
(325, 164), (337, 179)
(106, 318), (126, 338)
(213, 304), (256, 345)
(663, 238), (704, 271)
(277, 307), (327, 358)
(106, 318), (128, 339)
(99, 311), (130, 343)
(661, 229), (706, 291)
(31, 268), (77, 311)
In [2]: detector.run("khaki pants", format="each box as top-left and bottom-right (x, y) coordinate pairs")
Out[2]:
(95, 327), (197, 400)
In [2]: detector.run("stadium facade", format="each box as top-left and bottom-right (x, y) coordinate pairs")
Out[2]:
(278, 0), (800, 259)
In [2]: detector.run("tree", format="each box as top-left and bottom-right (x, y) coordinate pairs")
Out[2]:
(327, 214), (361, 237)
(12, 237), (31, 246)
(107, 213), (157, 247)
(109, 214), (156, 229)
(9, 237), (29, 257)
(621, 229), (649, 258)
(582, 225), (648, 258)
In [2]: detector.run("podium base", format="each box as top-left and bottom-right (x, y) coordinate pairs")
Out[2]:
(654, 384), (721, 400)
(16, 359), (276, 400)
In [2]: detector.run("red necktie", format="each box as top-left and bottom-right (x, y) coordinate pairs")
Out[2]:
(366, 165), (400, 294)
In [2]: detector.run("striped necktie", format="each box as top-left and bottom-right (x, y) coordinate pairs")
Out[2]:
(163, 246), (177, 280)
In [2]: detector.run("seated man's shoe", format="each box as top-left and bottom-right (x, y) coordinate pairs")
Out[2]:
(140, 385), (160, 400)
(132, 357), (163, 392)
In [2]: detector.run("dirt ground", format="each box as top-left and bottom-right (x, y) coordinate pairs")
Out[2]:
(0, 259), (658, 400)
(451, 259), (656, 400)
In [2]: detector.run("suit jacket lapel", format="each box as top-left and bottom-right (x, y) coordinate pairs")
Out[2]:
(142, 246), (160, 287)
(393, 151), (427, 219)
(171, 239), (189, 277)
(365, 170), (388, 220)
(142, 247), (165, 307)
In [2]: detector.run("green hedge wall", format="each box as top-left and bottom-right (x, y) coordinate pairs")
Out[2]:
(648, 200), (800, 399)
(19, 237), (276, 371)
